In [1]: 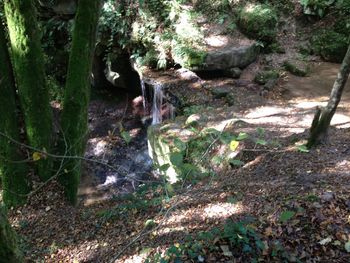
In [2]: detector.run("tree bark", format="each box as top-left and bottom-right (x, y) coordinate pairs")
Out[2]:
(0, 20), (30, 206)
(59, 0), (101, 205)
(4, 0), (53, 181)
(0, 205), (23, 263)
(307, 42), (350, 148)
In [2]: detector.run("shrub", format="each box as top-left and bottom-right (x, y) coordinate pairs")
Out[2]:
(238, 3), (278, 44)
(300, 0), (336, 17)
(311, 30), (349, 63)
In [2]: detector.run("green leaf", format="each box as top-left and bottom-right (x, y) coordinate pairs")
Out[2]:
(229, 159), (244, 166)
(121, 131), (132, 144)
(174, 138), (187, 151)
(297, 145), (309, 153)
(219, 132), (235, 144)
(280, 211), (295, 223)
(211, 156), (222, 165)
(345, 241), (350, 252)
(170, 152), (183, 166)
(256, 127), (265, 136)
(144, 219), (156, 228)
(159, 164), (170, 172)
(256, 139), (267, 146)
(227, 196), (238, 204)
(236, 132), (249, 141)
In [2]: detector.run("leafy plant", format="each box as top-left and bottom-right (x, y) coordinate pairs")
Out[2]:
(300, 0), (336, 17)
(238, 3), (278, 44)
(147, 219), (290, 262)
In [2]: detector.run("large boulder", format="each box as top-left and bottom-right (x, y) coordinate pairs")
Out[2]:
(203, 43), (259, 70)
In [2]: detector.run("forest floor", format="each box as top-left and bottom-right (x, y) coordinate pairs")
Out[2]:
(8, 60), (350, 263)
(7, 6), (350, 262)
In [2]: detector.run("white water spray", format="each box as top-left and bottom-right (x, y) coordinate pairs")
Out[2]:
(151, 84), (164, 125)
(140, 79), (147, 114)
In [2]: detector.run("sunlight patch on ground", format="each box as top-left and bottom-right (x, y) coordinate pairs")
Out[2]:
(89, 138), (108, 156)
(205, 35), (229, 48)
(163, 201), (243, 227)
(203, 202), (242, 219)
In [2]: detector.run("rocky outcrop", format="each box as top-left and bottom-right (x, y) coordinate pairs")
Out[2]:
(203, 44), (259, 71)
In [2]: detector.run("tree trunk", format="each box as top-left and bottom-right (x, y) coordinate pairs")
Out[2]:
(307, 42), (350, 148)
(0, 19), (30, 206)
(4, 0), (53, 181)
(59, 0), (101, 205)
(0, 205), (23, 263)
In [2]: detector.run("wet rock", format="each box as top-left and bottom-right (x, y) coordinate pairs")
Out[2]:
(284, 60), (309, 77)
(223, 67), (242, 79)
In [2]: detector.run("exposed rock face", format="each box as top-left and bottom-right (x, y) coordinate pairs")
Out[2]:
(203, 44), (259, 70)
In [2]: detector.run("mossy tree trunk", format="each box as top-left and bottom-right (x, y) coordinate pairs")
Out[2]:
(307, 42), (350, 148)
(59, 0), (101, 205)
(0, 19), (30, 206)
(0, 205), (23, 263)
(4, 0), (53, 181)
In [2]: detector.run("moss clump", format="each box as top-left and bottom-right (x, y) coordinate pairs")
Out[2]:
(254, 70), (279, 85)
(284, 60), (310, 77)
(311, 30), (349, 63)
(171, 44), (207, 69)
(238, 3), (278, 44)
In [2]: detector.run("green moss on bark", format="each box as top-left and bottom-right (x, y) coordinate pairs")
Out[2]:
(59, 0), (101, 205)
(0, 19), (29, 207)
(4, 0), (53, 181)
(0, 205), (23, 262)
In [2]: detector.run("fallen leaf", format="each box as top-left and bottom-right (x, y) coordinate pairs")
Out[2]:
(220, 245), (233, 257)
(319, 237), (332, 245)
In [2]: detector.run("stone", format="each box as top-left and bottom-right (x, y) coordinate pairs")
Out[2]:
(321, 191), (334, 202)
(211, 87), (230, 98)
(254, 70), (279, 85)
(263, 78), (278, 91)
(223, 67), (242, 79)
(225, 93), (235, 106)
(284, 60), (309, 77)
(204, 44), (259, 71)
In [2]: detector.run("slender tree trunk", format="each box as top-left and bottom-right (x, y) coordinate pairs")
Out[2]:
(4, 0), (53, 181)
(0, 20), (30, 206)
(307, 42), (350, 148)
(0, 205), (23, 263)
(59, 0), (101, 205)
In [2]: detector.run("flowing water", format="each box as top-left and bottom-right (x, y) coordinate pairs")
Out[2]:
(140, 79), (147, 114)
(151, 83), (164, 125)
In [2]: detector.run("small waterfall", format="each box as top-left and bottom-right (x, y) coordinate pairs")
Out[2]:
(140, 79), (147, 114)
(151, 84), (164, 125)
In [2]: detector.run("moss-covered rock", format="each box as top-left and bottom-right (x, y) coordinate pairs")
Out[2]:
(284, 60), (310, 77)
(254, 70), (279, 85)
(171, 44), (207, 69)
(238, 3), (278, 43)
(311, 30), (349, 63)
(211, 86), (230, 99)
